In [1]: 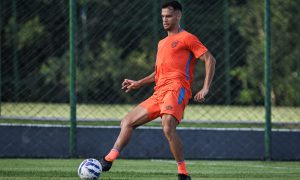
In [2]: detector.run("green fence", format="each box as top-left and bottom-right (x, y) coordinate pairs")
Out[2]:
(1, 0), (300, 160)
(1, 0), (299, 123)
(0, 0), (299, 120)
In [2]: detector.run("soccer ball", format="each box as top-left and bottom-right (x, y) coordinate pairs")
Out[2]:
(78, 158), (102, 180)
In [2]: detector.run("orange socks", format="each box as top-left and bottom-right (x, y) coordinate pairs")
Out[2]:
(105, 148), (120, 162)
(105, 149), (188, 175)
(177, 161), (188, 175)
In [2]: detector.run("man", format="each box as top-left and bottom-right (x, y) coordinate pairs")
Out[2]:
(100, 1), (216, 180)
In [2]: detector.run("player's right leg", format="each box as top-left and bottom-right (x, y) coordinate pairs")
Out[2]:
(100, 105), (153, 171)
(112, 105), (151, 151)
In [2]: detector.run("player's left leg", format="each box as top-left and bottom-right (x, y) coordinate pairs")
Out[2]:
(162, 114), (183, 162)
(161, 114), (191, 180)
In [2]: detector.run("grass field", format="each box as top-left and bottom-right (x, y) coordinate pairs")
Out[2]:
(1, 103), (300, 123)
(0, 159), (300, 180)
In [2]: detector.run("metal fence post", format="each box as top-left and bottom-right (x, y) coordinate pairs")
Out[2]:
(69, 0), (77, 157)
(264, 0), (272, 160)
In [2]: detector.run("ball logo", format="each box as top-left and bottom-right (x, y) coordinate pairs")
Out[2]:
(171, 41), (179, 48)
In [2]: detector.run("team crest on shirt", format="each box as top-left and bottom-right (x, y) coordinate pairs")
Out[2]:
(171, 40), (179, 48)
(165, 105), (173, 110)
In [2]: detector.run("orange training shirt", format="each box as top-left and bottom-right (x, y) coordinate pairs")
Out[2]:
(154, 30), (208, 98)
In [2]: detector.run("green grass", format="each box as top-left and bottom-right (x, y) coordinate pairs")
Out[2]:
(1, 102), (300, 123)
(0, 159), (300, 180)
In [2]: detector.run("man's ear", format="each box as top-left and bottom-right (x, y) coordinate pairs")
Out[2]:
(176, 11), (182, 21)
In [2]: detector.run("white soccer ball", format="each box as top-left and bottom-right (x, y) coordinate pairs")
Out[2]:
(78, 158), (102, 180)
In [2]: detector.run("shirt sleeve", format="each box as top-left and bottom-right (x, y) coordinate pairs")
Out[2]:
(185, 34), (208, 59)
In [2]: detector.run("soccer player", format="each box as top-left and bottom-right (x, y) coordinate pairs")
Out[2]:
(100, 1), (216, 179)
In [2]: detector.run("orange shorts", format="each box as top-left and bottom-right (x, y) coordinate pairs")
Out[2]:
(139, 87), (189, 123)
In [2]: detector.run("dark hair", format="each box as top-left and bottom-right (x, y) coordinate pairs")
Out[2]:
(161, 1), (182, 12)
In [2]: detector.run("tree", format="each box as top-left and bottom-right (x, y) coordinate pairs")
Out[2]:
(229, 0), (300, 105)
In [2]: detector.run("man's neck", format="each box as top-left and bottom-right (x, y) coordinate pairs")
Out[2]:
(167, 26), (182, 36)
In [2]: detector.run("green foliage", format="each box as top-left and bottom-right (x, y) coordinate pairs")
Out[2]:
(4, 16), (46, 49)
(39, 34), (155, 103)
(77, 34), (124, 103)
(17, 17), (45, 49)
(229, 0), (300, 105)
(2, 0), (299, 106)
(40, 53), (68, 86)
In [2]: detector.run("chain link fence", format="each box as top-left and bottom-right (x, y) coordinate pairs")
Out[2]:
(1, 0), (300, 124)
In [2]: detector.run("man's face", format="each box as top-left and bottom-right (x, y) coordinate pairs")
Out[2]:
(161, 7), (181, 31)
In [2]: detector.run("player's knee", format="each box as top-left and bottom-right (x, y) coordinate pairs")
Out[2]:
(162, 125), (175, 141)
(162, 115), (177, 140)
(163, 125), (171, 136)
(120, 117), (136, 129)
(120, 117), (131, 128)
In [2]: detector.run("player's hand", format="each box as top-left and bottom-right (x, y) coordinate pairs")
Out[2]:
(194, 88), (209, 103)
(121, 79), (141, 93)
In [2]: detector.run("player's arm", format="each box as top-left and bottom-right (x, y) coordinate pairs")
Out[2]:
(194, 51), (216, 102)
(122, 72), (155, 93)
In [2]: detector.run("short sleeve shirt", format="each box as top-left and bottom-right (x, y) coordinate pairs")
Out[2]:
(155, 30), (208, 98)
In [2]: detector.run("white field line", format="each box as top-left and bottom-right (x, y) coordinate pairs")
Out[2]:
(151, 160), (300, 170)
(150, 159), (195, 165)
(1, 123), (300, 132)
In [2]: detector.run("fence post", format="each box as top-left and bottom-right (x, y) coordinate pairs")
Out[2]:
(69, 0), (77, 157)
(224, 0), (231, 105)
(264, 0), (272, 160)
